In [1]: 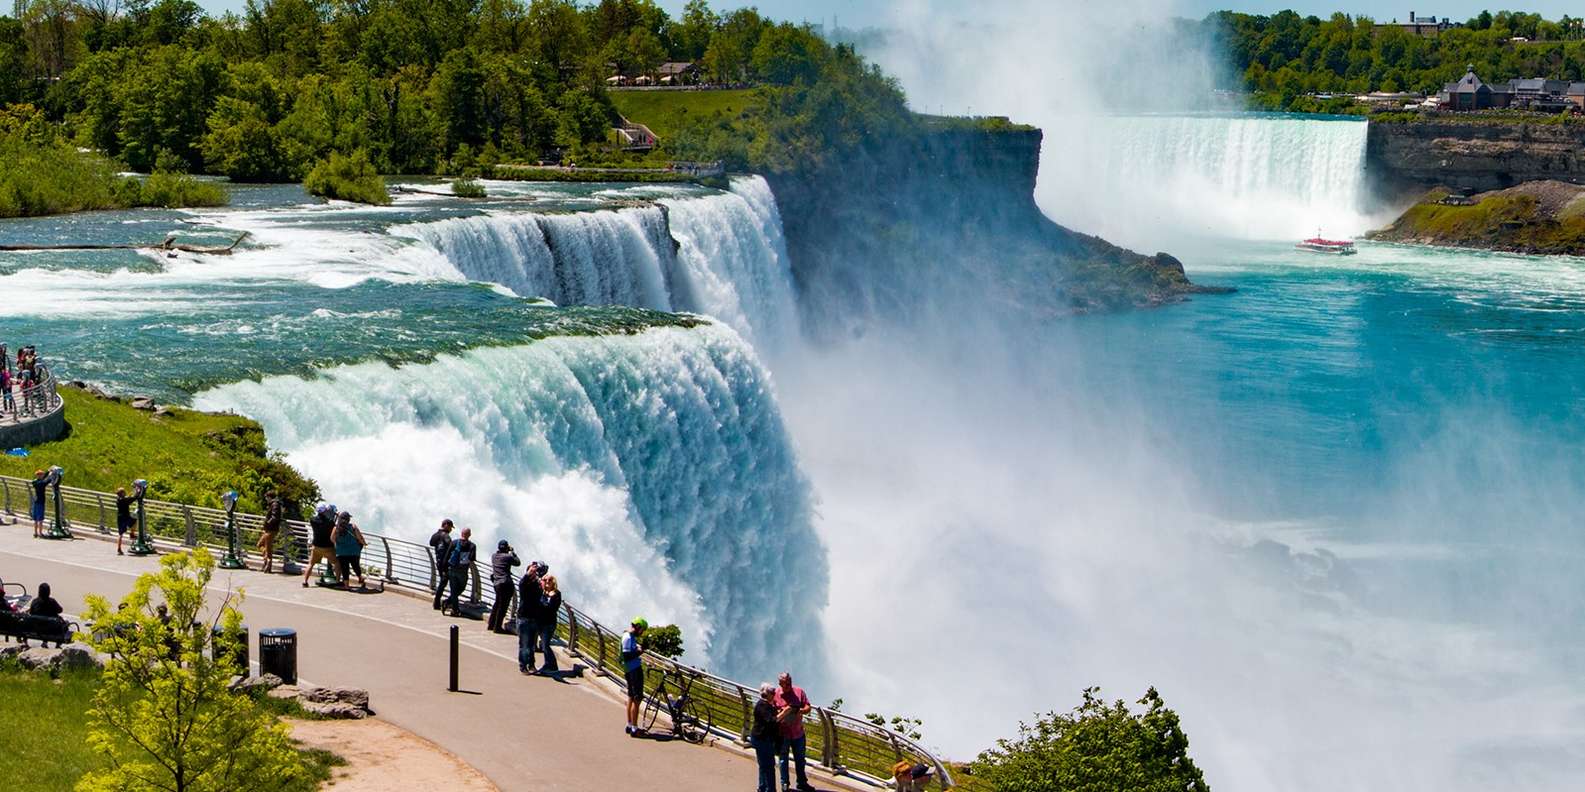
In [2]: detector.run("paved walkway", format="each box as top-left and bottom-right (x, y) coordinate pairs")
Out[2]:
(0, 527), (859, 792)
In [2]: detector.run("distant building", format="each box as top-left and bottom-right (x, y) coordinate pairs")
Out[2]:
(656, 62), (700, 86)
(1378, 12), (1458, 38)
(1437, 67), (1581, 112)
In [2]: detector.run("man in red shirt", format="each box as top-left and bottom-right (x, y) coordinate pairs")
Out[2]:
(774, 672), (814, 792)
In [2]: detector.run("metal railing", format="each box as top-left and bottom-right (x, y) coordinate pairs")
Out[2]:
(0, 474), (952, 788)
(3, 365), (62, 420)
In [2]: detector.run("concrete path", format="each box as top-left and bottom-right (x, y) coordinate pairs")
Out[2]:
(0, 527), (859, 792)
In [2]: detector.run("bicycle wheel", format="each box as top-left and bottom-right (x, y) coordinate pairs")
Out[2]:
(640, 676), (666, 733)
(679, 695), (713, 744)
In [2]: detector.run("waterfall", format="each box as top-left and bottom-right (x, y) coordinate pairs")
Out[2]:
(393, 206), (675, 310)
(1040, 114), (1378, 249)
(194, 323), (826, 681)
(395, 177), (799, 347)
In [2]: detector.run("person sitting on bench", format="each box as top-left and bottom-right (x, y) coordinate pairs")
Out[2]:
(27, 582), (62, 620)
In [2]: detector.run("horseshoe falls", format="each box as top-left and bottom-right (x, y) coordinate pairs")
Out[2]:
(1039, 114), (1380, 250)
(196, 323), (824, 680)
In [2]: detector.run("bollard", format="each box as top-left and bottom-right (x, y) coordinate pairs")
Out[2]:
(448, 624), (459, 692)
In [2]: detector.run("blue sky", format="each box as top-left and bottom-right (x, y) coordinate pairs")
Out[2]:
(189, 1), (1585, 30)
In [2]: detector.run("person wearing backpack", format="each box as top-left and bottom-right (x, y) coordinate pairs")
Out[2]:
(443, 528), (477, 616)
(332, 510), (368, 590)
(429, 519), (455, 610)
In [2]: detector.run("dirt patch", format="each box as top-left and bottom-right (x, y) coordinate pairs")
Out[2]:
(288, 717), (498, 791)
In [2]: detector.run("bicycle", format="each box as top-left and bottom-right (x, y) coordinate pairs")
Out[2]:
(640, 665), (715, 744)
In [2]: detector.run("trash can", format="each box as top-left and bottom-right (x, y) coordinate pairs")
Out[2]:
(258, 627), (297, 684)
(211, 623), (249, 672)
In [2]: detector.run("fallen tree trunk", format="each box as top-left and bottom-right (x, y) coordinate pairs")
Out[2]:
(0, 231), (250, 254)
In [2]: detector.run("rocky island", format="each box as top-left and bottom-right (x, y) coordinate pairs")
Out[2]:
(1368, 180), (1585, 255)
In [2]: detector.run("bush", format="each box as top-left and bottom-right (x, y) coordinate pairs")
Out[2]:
(642, 624), (685, 658)
(303, 149), (389, 205)
(451, 178), (486, 198)
(123, 171), (228, 208)
(972, 687), (1209, 792)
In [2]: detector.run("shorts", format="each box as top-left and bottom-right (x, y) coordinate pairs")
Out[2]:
(118, 516), (134, 535)
(338, 555), (363, 577)
(308, 546), (336, 568)
(625, 666), (646, 701)
(30, 501), (44, 521)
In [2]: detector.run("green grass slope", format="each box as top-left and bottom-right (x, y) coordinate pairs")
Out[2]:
(0, 386), (317, 514)
(608, 89), (756, 141)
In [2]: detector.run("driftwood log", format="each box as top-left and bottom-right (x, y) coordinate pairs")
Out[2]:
(0, 231), (250, 254)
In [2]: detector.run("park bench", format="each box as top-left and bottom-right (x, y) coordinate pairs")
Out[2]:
(0, 610), (78, 648)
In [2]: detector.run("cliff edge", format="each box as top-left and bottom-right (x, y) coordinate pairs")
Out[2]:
(1367, 180), (1585, 254)
(1368, 118), (1585, 196)
(764, 123), (1218, 335)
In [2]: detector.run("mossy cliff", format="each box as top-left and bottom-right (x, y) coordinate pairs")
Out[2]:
(764, 123), (1218, 335)
(1368, 180), (1585, 255)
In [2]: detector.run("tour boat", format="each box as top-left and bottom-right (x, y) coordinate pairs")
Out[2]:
(1295, 236), (1356, 255)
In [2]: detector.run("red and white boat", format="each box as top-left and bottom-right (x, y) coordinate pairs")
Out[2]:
(1295, 236), (1356, 255)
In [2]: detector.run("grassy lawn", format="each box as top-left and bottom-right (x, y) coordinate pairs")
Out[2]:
(0, 667), (340, 791)
(0, 668), (103, 790)
(0, 385), (317, 513)
(608, 89), (757, 141)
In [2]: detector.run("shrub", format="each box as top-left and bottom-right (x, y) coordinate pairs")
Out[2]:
(972, 687), (1209, 792)
(643, 624), (685, 658)
(125, 171), (228, 208)
(451, 178), (486, 198)
(303, 149), (390, 205)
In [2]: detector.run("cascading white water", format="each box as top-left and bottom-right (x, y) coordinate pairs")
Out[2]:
(660, 177), (800, 349)
(394, 207), (675, 310)
(395, 177), (799, 347)
(1040, 114), (1380, 249)
(194, 323), (826, 680)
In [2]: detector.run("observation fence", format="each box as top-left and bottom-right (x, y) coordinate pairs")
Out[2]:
(0, 474), (954, 789)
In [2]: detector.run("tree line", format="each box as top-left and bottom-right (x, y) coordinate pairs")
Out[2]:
(0, 0), (907, 182)
(1199, 9), (1585, 111)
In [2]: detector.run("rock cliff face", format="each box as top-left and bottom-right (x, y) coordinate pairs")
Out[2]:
(1368, 180), (1585, 255)
(764, 124), (1213, 336)
(1367, 121), (1585, 196)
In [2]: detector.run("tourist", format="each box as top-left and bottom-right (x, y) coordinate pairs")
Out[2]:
(485, 539), (520, 633)
(891, 761), (935, 792)
(27, 581), (62, 619)
(301, 504), (338, 588)
(114, 483), (144, 556)
(332, 510), (368, 590)
(752, 683), (781, 792)
(0, 575), (14, 613)
(775, 672), (814, 792)
(535, 574), (561, 673)
(623, 617), (648, 736)
(258, 490), (282, 573)
(443, 527), (477, 616)
(429, 519), (454, 610)
(29, 469), (47, 538)
(0, 366), (11, 415)
(516, 561), (543, 672)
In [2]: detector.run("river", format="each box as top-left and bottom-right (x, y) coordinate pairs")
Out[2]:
(1, 118), (1581, 790)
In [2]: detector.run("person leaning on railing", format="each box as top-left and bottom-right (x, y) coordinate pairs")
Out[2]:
(429, 519), (454, 610)
(442, 528), (477, 617)
(892, 761), (937, 792)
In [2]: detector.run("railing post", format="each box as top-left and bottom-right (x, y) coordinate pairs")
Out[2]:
(597, 626), (609, 675)
(568, 607), (579, 655)
(426, 548), (437, 592)
(182, 506), (196, 546)
(820, 709), (838, 768)
(887, 730), (904, 763)
(468, 563), (482, 605)
(95, 493), (108, 533)
(737, 685), (752, 743)
(380, 537), (396, 582)
(2, 477), (10, 516)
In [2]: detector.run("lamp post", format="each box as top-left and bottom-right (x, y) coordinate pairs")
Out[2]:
(218, 490), (246, 569)
(128, 479), (154, 556)
(42, 465), (70, 539)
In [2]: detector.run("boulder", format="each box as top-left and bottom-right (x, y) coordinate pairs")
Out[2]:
(130, 397), (156, 411)
(297, 685), (374, 718)
(267, 684), (301, 700)
(232, 673), (285, 694)
(17, 647), (57, 670)
(50, 643), (104, 672)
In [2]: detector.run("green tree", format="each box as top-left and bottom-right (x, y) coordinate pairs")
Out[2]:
(431, 47), (487, 156)
(751, 23), (823, 85)
(972, 687), (1209, 792)
(642, 623), (684, 658)
(303, 147), (389, 204)
(77, 550), (305, 792)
